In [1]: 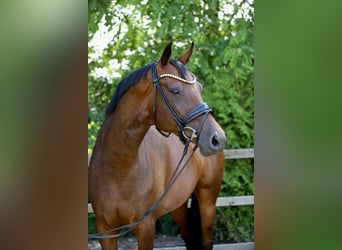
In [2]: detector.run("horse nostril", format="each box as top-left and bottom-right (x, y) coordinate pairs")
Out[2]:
(211, 135), (219, 147)
(210, 133), (226, 152)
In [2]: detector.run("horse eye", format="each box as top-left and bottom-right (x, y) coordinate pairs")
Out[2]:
(170, 88), (180, 95)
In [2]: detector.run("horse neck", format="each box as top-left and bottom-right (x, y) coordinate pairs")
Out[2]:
(100, 80), (153, 167)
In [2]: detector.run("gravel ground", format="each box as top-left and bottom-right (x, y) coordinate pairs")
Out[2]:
(88, 234), (185, 250)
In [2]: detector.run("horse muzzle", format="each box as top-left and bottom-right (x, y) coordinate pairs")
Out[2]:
(197, 116), (226, 156)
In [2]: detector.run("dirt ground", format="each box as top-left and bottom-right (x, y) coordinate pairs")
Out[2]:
(88, 234), (185, 250)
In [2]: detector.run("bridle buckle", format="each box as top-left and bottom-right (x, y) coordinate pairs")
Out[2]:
(182, 126), (197, 142)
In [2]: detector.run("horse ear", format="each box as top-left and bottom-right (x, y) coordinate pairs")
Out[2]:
(177, 42), (194, 65)
(160, 42), (172, 67)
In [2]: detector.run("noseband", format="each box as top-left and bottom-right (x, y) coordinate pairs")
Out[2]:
(151, 61), (212, 145)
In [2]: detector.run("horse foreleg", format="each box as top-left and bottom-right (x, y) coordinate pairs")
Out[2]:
(171, 202), (188, 241)
(195, 189), (218, 250)
(198, 202), (216, 250)
(135, 218), (156, 250)
(95, 219), (118, 250)
(98, 238), (118, 250)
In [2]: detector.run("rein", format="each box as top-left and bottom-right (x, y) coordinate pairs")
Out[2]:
(88, 61), (212, 239)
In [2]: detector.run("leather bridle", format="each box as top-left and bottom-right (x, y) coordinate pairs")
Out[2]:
(151, 61), (212, 145)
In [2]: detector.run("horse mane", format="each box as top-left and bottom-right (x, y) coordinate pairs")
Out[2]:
(105, 59), (190, 116)
(105, 62), (153, 116)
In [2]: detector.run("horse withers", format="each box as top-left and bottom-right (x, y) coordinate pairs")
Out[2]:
(88, 42), (226, 250)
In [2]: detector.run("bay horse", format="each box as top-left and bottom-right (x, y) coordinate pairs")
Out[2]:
(88, 42), (226, 250)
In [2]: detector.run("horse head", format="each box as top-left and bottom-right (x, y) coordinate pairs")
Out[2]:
(153, 42), (226, 156)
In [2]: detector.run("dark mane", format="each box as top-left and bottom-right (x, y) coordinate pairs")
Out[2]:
(105, 59), (191, 116)
(105, 62), (154, 116)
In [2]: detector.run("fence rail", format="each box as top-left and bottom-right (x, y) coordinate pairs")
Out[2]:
(88, 195), (254, 214)
(87, 148), (254, 213)
(88, 148), (254, 165)
(224, 148), (254, 159)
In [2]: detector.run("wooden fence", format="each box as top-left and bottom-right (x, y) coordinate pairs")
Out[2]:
(88, 148), (254, 250)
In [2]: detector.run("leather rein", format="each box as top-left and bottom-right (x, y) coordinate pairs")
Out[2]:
(88, 61), (212, 239)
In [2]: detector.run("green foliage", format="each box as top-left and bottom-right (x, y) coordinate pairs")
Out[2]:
(88, 0), (254, 243)
(216, 159), (254, 242)
(156, 213), (180, 236)
(215, 206), (254, 243)
(88, 213), (96, 235)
